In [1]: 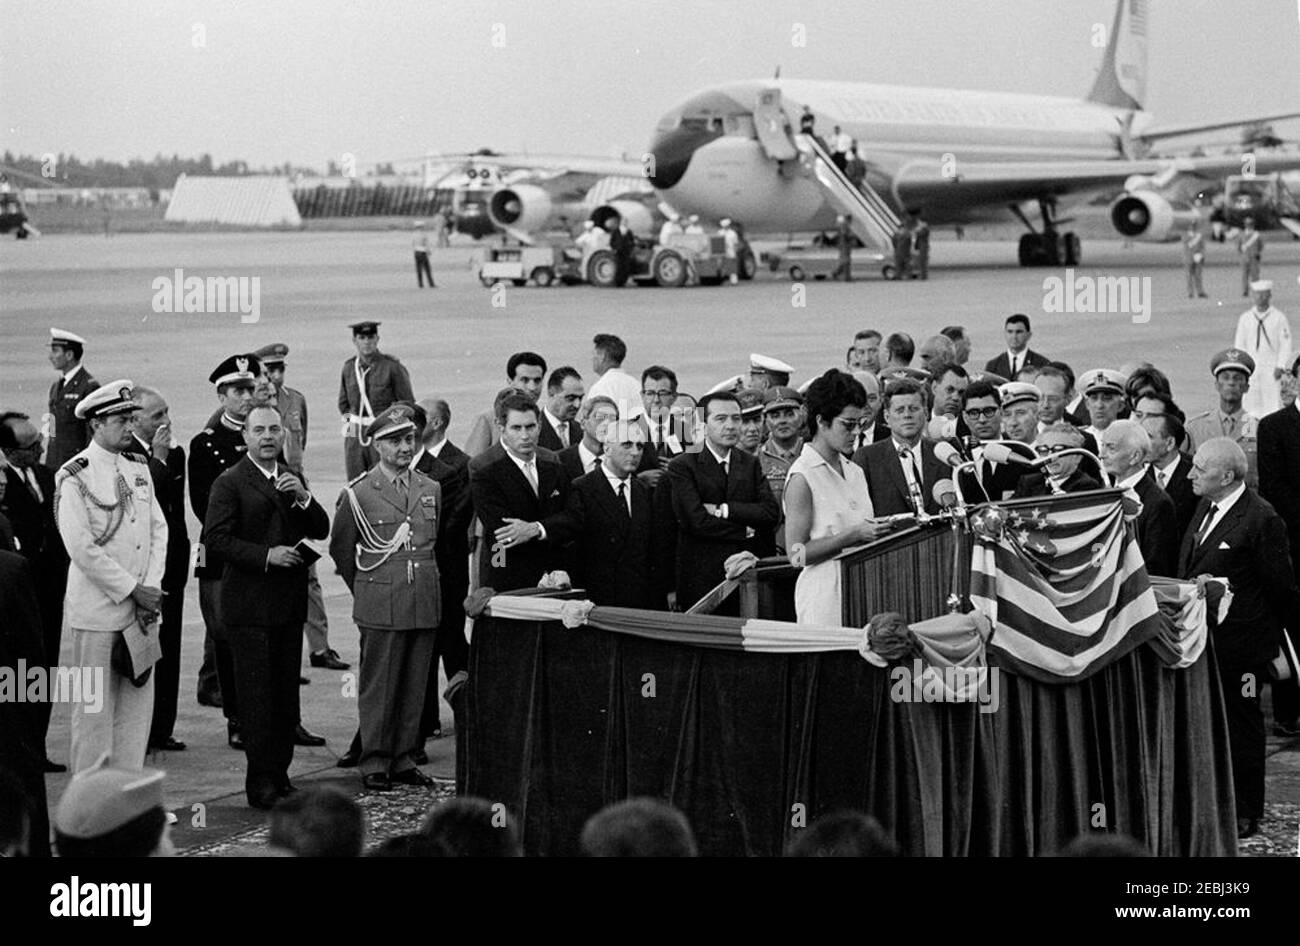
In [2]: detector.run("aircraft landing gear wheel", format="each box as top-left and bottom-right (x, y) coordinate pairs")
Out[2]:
(654, 250), (688, 288)
(478, 270), (494, 288)
(881, 264), (897, 280)
(531, 267), (555, 287)
(788, 265), (805, 282)
(1063, 232), (1081, 266)
(1043, 232), (1064, 266)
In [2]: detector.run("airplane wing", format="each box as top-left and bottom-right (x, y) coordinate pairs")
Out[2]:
(893, 152), (1300, 207)
(420, 152), (646, 180)
(1138, 110), (1300, 144)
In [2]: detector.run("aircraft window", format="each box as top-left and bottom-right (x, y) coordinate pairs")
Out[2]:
(656, 114), (681, 131)
(680, 117), (711, 133)
(724, 115), (757, 138)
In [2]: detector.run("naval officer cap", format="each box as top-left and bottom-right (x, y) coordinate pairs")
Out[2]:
(350, 320), (381, 336)
(368, 402), (426, 440)
(998, 381), (1041, 408)
(878, 365), (930, 385)
(705, 373), (746, 396)
(763, 386), (804, 412)
(1210, 348), (1256, 378)
(209, 354), (262, 389)
(1249, 280), (1273, 293)
(1080, 368), (1127, 396)
(736, 388), (765, 417)
(254, 342), (289, 366)
(966, 369), (1008, 387)
(55, 753), (166, 840)
(750, 353), (794, 376)
(74, 379), (142, 421)
(50, 327), (87, 347)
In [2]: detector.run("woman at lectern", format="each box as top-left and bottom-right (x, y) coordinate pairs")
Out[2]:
(784, 370), (894, 626)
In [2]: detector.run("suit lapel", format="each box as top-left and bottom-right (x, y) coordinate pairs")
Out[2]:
(243, 457), (285, 509)
(1192, 496), (1248, 569)
(883, 444), (910, 506)
(594, 472), (631, 534)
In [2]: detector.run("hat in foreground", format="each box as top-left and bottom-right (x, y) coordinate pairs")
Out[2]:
(74, 379), (141, 420)
(55, 753), (166, 840)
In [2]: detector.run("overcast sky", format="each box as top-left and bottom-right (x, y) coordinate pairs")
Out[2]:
(3, 0), (1298, 170)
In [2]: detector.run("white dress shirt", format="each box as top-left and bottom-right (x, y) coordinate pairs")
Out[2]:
(1195, 482), (1246, 543)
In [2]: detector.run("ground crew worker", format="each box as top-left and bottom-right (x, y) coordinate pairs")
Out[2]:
(338, 321), (415, 481)
(891, 221), (912, 280)
(45, 328), (98, 471)
(720, 218), (741, 284)
(845, 143), (867, 193)
(412, 221), (436, 288)
(329, 403), (440, 792)
(831, 214), (853, 281)
(1185, 348), (1261, 489)
(55, 380), (168, 774)
(1233, 280), (1293, 417)
(658, 214), (682, 245)
(908, 207), (930, 280)
(1236, 216), (1262, 296)
(1184, 218), (1208, 298)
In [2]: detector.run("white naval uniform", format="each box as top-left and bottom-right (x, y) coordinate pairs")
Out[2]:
(1233, 305), (1292, 416)
(56, 440), (168, 773)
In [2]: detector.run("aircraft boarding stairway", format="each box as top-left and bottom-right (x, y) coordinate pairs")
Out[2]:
(793, 134), (901, 252)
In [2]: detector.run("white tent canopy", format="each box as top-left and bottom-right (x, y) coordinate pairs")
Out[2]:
(165, 175), (302, 227)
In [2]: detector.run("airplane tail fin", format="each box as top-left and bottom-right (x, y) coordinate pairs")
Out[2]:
(1086, 0), (1148, 111)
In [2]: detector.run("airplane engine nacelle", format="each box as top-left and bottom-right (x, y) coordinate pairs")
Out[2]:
(590, 200), (658, 239)
(488, 184), (554, 234)
(1109, 192), (1199, 242)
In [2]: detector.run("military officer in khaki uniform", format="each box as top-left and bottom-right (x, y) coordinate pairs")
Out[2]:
(338, 321), (415, 481)
(1185, 349), (1260, 489)
(45, 328), (99, 470)
(329, 403), (440, 792)
(758, 386), (804, 553)
(55, 380), (168, 774)
(1236, 216), (1263, 296)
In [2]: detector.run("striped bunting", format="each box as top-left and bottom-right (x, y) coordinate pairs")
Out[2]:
(969, 489), (1163, 682)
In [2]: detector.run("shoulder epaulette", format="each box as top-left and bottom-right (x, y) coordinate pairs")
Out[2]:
(55, 456), (89, 482)
(346, 470), (368, 488)
(120, 449), (149, 465)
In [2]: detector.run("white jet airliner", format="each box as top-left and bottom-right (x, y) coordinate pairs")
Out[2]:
(646, 0), (1300, 266)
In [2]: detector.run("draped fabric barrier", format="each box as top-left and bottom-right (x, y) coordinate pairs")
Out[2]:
(463, 594), (1237, 856)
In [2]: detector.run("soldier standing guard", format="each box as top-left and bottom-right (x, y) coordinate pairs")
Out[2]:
(1186, 349), (1261, 489)
(412, 221), (436, 288)
(45, 328), (98, 471)
(1236, 216), (1262, 296)
(1184, 219), (1208, 298)
(338, 321), (415, 481)
(55, 380), (168, 774)
(329, 403), (440, 792)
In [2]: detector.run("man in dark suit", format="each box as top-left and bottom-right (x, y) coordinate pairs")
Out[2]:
(1101, 420), (1179, 576)
(847, 371), (891, 452)
(203, 405), (330, 809)
(640, 366), (694, 461)
(557, 395), (618, 481)
(413, 398), (473, 742)
(1257, 355), (1300, 735)
(0, 551), (52, 855)
(0, 412), (69, 771)
(854, 379), (948, 515)
(552, 421), (658, 608)
(1180, 438), (1297, 839)
(1013, 422), (1102, 497)
(951, 380), (1024, 503)
(44, 329), (98, 471)
(468, 393), (571, 592)
(984, 314), (1050, 380)
(667, 392), (779, 610)
(128, 388), (190, 753)
(537, 366), (584, 452)
(1141, 411), (1196, 538)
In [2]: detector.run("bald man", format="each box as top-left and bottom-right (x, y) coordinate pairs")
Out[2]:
(850, 371), (888, 451)
(1180, 438), (1296, 838)
(917, 335), (957, 377)
(1100, 420), (1178, 576)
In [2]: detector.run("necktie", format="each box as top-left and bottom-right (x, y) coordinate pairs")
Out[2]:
(524, 461), (538, 495)
(25, 469), (44, 504)
(1155, 468), (1166, 489)
(899, 447), (924, 512)
(1195, 503), (1218, 545)
(1256, 315), (1269, 349)
(617, 480), (630, 517)
(720, 458), (729, 482)
(558, 423), (569, 449)
(1010, 354), (1019, 377)
(395, 474), (408, 503)
(1222, 414), (1236, 438)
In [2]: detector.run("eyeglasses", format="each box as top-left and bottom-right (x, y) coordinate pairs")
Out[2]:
(642, 390), (676, 400)
(963, 406), (1000, 418)
(1033, 443), (1072, 456)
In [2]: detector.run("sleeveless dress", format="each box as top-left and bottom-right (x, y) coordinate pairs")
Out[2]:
(785, 443), (874, 626)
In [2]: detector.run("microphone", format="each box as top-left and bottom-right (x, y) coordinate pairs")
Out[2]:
(982, 441), (1035, 465)
(933, 441), (964, 468)
(932, 478), (958, 509)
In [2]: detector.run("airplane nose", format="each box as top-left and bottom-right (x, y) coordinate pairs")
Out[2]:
(648, 123), (723, 191)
